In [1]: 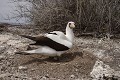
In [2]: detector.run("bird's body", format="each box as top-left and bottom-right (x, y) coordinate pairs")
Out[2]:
(17, 21), (75, 57)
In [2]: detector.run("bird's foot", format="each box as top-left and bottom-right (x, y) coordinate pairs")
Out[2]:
(49, 56), (61, 61)
(54, 56), (61, 61)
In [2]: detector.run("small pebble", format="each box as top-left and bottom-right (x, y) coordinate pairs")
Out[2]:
(18, 66), (27, 70)
(118, 65), (120, 67)
(29, 78), (33, 80)
(41, 76), (47, 80)
(75, 69), (78, 72)
(9, 56), (14, 59)
(31, 68), (36, 71)
(70, 75), (75, 78)
(15, 76), (19, 78)
(45, 74), (49, 78)
(0, 55), (5, 60)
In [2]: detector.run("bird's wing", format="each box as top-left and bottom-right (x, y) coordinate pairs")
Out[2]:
(20, 34), (45, 42)
(45, 33), (72, 48)
(20, 34), (72, 51)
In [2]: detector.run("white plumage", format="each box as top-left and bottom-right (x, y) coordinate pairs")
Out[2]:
(17, 21), (75, 58)
(48, 31), (67, 40)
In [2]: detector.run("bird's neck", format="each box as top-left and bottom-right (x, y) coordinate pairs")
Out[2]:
(65, 25), (74, 43)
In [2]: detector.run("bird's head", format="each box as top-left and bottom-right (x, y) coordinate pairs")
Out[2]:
(68, 21), (75, 29)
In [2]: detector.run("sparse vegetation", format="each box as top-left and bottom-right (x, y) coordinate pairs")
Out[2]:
(12, 0), (120, 38)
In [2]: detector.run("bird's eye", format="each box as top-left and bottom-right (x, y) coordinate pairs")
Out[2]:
(69, 23), (71, 27)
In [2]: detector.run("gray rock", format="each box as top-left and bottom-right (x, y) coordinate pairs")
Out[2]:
(90, 60), (120, 79)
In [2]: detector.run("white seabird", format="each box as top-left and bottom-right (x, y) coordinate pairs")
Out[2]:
(17, 21), (75, 59)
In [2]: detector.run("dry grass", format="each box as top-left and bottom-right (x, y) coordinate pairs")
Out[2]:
(11, 0), (120, 37)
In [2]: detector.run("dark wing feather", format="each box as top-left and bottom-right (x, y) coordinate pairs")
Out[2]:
(20, 35), (69, 51)
(20, 35), (44, 41)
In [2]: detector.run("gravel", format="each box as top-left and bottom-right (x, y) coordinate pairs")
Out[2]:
(0, 27), (120, 80)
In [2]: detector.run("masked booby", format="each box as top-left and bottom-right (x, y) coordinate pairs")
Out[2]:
(16, 21), (75, 58)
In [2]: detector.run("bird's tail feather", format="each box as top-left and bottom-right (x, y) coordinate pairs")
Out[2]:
(20, 35), (36, 41)
(15, 47), (57, 56)
(15, 51), (31, 55)
(15, 48), (43, 55)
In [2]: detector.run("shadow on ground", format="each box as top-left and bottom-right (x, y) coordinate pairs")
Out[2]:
(17, 51), (83, 65)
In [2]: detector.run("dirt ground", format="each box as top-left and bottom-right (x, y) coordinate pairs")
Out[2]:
(0, 26), (120, 80)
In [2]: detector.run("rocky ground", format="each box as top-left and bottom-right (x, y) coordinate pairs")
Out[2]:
(0, 26), (120, 80)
